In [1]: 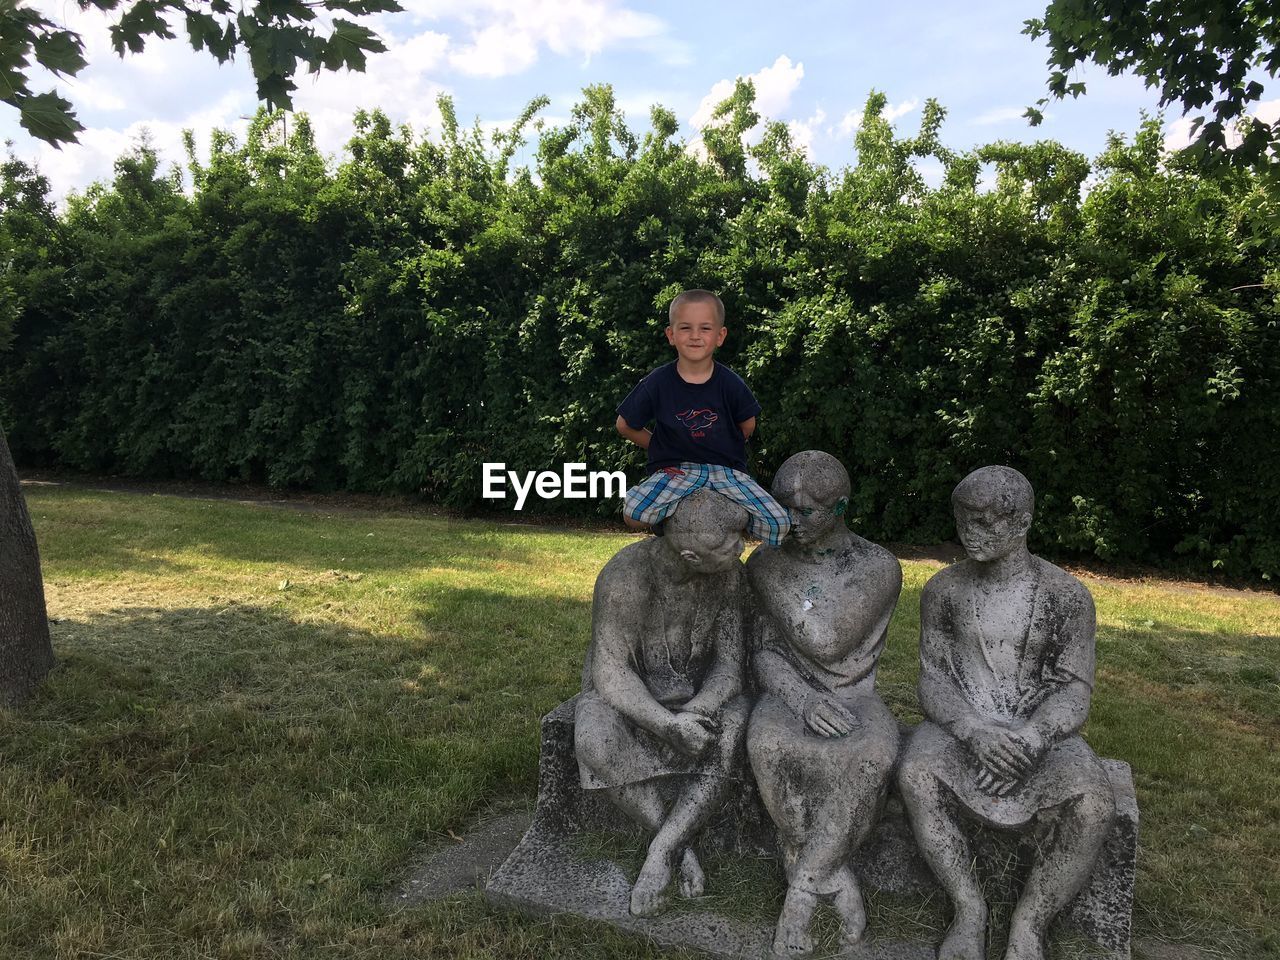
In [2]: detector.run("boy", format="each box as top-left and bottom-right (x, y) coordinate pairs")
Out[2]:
(615, 289), (791, 546)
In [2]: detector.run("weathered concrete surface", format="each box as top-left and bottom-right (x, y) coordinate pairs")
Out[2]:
(486, 699), (1137, 958)
(389, 806), (533, 906)
(486, 817), (935, 960)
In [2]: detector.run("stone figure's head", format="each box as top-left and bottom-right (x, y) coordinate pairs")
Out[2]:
(662, 488), (747, 574)
(772, 450), (850, 548)
(951, 466), (1034, 563)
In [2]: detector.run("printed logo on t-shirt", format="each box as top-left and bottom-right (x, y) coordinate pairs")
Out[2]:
(675, 408), (718, 439)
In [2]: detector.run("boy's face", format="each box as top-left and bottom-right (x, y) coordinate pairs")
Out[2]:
(666, 301), (727, 363)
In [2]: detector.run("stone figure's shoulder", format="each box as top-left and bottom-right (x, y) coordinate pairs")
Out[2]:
(1031, 554), (1094, 612)
(848, 536), (903, 588)
(921, 558), (970, 601)
(593, 539), (656, 604)
(718, 557), (747, 594)
(744, 543), (783, 582)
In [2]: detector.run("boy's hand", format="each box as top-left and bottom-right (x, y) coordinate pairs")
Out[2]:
(615, 415), (651, 450)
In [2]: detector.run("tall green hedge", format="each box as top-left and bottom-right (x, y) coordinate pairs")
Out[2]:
(3, 86), (1278, 577)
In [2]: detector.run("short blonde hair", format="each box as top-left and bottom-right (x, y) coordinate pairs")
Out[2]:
(668, 289), (725, 327)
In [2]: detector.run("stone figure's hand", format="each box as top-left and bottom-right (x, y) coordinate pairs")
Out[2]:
(805, 695), (858, 738)
(668, 712), (717, 758)
(976, 765), (1019, 796)
(1009, 722), (1048, 767)
(967, 725), (1035, 782)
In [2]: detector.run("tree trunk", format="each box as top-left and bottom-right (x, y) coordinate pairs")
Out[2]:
(0, 425), (54, 706)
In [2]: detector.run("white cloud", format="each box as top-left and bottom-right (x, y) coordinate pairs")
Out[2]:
(787, 107), (826, 157)
(450, 22), (540, 77)
(3, 0), (670, 199)
(440, 0), (665, 77)
(884, 98), (919, 123)
(70, 84), (127, 113)
(689, 55), (804, 129)
(291, 30), (451, 156)
(615, 91), (688, 117)
(973, 106), (1029, 126)
(835, 97), (918, 138)
(1164, 98), (1280, 152)
(29, 91), (251, 203)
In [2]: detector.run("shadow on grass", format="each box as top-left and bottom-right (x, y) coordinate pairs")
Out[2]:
(9, 591), (592, 817)
(0, 593), (609, 958)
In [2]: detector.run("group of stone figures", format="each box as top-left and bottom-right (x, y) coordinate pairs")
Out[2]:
(573, 453), (1120, 960)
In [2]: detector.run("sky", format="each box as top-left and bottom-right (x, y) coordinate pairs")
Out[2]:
(3, 0), (1277, 201)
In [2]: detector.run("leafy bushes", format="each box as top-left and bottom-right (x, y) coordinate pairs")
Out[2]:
(2, 87), (1278, 577)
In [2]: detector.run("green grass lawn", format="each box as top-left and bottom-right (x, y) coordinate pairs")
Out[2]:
(2, 486), (1277, 959)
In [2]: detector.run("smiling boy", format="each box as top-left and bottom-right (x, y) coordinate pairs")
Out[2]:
(615, 290), (791, 546)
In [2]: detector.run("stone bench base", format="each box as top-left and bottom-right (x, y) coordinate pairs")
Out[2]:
(486, 697), (1138, 959)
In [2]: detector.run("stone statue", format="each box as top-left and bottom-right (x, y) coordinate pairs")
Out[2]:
(574, 488), (751, 918)
(897, 466), (1117, 960)
(745, 451), (903, 957)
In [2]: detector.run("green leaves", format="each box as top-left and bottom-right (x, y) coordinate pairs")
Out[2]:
(31, 30), (87, 76)
(0, 0), (87, 145)
(320, 19), (386, 72)
(2, 89), (1279, 578)
(185, 12), (235, 63)
(13, 90), (84, 145)
(110, 0), (175, 56)
(1026, 0), (1280, 188)
(1, 0), (402, 146)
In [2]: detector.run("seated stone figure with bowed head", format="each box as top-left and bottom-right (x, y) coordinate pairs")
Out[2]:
(574, 488), (751, 918)
(744, 451), (903, 957)
(897, 466), (1116, 960)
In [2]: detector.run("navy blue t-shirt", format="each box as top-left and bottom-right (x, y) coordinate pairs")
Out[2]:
(617, 361), (762, 473)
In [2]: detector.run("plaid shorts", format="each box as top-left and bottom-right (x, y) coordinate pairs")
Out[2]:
(624, 463), (792, 546)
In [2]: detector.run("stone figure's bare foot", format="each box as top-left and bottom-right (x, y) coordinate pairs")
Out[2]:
(772, 886), (818, 957)
(1002, 920), (1047, 960)
(629, 848), (675, 917)
(677, 848), (705, 898)
(938, 904), (987, 960)
(833, 877), (867, 945)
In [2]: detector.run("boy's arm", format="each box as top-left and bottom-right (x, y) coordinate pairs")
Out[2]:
(737, 416), (756, 440)
(615, 414), (651, 450)
(616, 374), (655, 450)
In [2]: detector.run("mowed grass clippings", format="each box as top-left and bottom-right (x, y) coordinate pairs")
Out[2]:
(0, 487), (1275, 959)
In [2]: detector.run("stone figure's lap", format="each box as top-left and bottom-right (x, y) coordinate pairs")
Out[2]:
(747, 693), (899, 772)
(575, 693), (748, 792)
